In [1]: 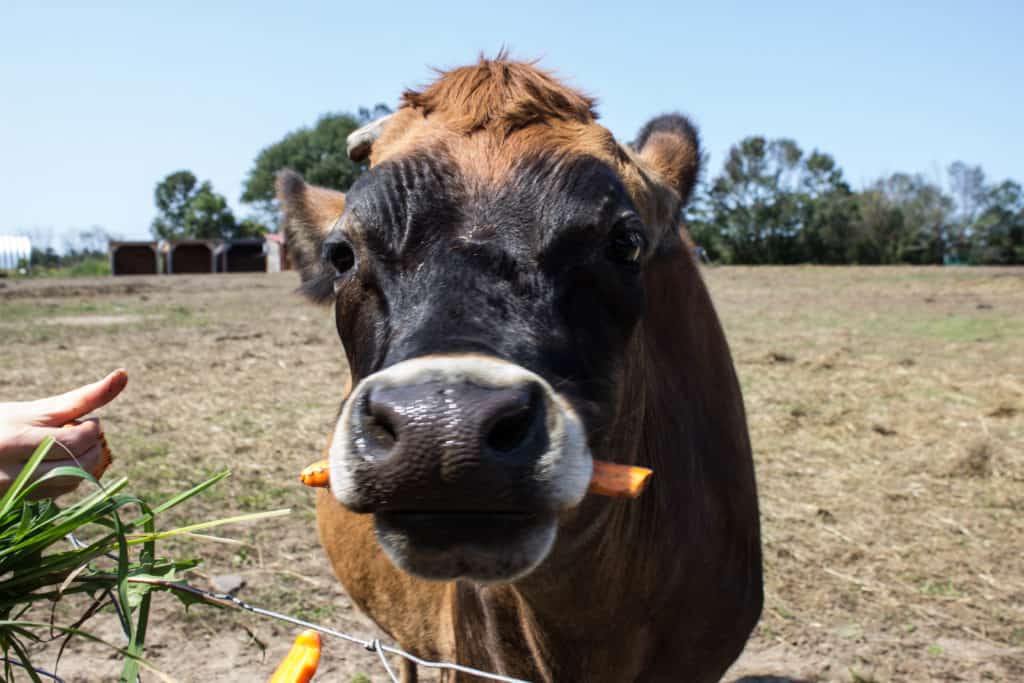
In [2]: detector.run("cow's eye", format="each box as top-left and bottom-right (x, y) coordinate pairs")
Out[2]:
(607, 229), (645, 266)
(323, 237), (356, 276)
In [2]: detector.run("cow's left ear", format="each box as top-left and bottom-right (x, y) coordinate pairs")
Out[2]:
(634, 114), (702, 207)
(276, 169), (346, 303)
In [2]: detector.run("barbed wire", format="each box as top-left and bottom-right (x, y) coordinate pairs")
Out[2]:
(0, 657), (66, 682)
(53, 442), (530, 683)
(156, 580), (533, 683)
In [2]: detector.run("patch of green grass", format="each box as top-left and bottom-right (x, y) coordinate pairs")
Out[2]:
(67, 256), (112, 277)
(250, 576), (342, 625)
(865, 314), (1024, 343)
(788, 309), (1024, 345)
(15, 256), (112, 278)
(350, 674), (371, 683)
(0, 299), (119, 320)
(0, 299), (208, 334)
(223, 409), (266, 436)
(774, 604), (795, 620)
(849, 669), (880, 683)
(836, 622), (862, 640)
(918, 579), (964, 598)
(236, 484), (292, 512)
(927, 643), (943, 656)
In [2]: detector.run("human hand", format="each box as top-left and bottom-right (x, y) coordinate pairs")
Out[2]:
(0, 369), (128, 498)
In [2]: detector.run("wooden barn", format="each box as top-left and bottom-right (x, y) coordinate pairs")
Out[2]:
(216, 236), (288, 273)
(109, 241), (160, 275)
(166, 240), (218, 274)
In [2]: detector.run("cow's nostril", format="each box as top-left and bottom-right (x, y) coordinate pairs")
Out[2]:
(364, 393), (399, 450)
(368, 413), (397, 448)
(485, 387), (541, 455)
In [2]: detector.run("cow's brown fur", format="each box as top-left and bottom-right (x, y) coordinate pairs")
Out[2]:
(293, 57), (761, 682)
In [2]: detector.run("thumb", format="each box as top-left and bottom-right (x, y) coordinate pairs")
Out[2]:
(33, 369), (128, 425)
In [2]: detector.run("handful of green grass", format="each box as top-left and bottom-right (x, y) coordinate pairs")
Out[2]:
(0, 437), (288, 682)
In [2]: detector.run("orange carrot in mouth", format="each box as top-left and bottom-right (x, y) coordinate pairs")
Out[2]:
(268, 629), (321, 683)
(587, 459), (653, 498)
(298, 460), (330, 488)
(299, 458), (652, 499)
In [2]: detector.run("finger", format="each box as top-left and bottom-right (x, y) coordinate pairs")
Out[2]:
(1, 443), (104, 501)
(0, 419), (103, 461)
(52, 418), (103, 458)
(30, 369), (128, 426)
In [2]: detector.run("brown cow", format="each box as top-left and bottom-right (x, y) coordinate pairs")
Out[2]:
(278, 57), (762, 682)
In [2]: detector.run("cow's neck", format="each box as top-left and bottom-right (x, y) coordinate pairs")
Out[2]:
(453, 346), (686, 679)
(454, 500), (664, 681)
(452, 248), (760, 681)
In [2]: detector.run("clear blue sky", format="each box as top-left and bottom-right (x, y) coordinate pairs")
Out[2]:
(2, 1), (1021, 245)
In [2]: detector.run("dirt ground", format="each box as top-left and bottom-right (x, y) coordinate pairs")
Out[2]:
(1, 266), (1021, 682)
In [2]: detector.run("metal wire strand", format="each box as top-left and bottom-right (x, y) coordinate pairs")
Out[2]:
(159, 582), (533, 683)
(57, 451), (529, 683)
(1, 657), (66, 682)
(367, 639), (399, 683)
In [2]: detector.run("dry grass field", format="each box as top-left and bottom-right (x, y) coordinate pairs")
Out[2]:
(1, 266), (1021, 682)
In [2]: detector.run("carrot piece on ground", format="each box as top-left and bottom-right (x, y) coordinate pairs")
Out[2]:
(299, 460), (330, 488)
(268, 629), (322, 683)
(299, 458), (653, 498)
(586, 460), (653, 499)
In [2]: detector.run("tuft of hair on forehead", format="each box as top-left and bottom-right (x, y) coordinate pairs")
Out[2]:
(401, 54), (598, 137)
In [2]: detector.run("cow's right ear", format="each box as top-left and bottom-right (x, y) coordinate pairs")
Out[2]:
(276, 169), (346, 303)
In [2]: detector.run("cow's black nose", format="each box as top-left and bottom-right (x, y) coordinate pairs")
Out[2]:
(329, 355), (592, 517)
(346, 379), (551, 512)
(361, 381), (545, 466)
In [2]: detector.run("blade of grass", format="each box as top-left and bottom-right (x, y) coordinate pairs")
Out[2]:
(124, 470), (231, 530)
(126, 508), (291, 545)
(122, 502), (156, 683)
(5, 633), (43, 683)
(0, 438), (53, 518)
(0, 621), (175, 683)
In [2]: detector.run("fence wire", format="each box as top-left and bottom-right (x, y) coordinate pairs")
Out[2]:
(158, 581), (533, 683)
(51, 446), (531, 683)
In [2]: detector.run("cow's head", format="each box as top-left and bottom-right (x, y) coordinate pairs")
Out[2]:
(279, 58), (700, 583)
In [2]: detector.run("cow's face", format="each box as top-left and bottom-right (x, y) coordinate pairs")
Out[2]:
(280, 60), (700, 583)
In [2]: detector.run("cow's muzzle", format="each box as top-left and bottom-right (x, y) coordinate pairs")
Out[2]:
(328, 354), (592, 581)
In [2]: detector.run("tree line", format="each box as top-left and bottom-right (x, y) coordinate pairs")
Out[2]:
(13, 226), (112, 275)
(151, 114), (1022, 266)
(150, 105), (391, 241)
(686, 137), (1023, 265)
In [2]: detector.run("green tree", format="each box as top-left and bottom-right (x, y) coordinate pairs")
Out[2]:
(703, 137), (803, 263)
(694, 137), (856, 264)
(864, 173), (953, 264)
(151, 171), (239, 240)
(796, 152), (860, 263)
(234, 217), (271, 239)
(947, 162), (987, 230)
(240, 105), (392, 221)
(684, 181), (724, 261)
(852, 189), (907, 264)
(152, 170), (199, 239)
(183, 183), (236, 239)
(969, 180), (1024, 264)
